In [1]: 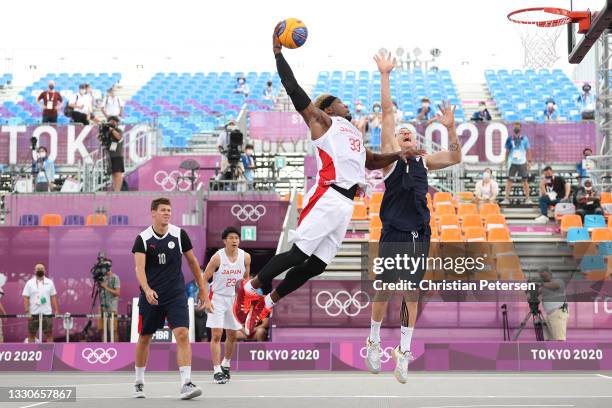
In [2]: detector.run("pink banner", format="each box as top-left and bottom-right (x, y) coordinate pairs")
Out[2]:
(0, 124), (152, 165)
(249, 112), (308, 141)
(125, 155), (220, 192)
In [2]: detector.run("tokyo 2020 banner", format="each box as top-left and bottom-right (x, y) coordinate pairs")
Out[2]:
(0, 124), (155, 165)
(2, 342), (612, 372)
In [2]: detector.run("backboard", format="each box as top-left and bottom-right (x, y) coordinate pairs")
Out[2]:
(568, 0), (612, 63)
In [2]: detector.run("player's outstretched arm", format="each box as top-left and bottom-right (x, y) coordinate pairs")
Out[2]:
(375, 52), (400, 156)
(365, 148), (424, 170)
(273, 23), (331, 140)
(425, 101), (462, 170)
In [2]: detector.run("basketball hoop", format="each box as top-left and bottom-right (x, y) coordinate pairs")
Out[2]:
(507, 7), (592, 69)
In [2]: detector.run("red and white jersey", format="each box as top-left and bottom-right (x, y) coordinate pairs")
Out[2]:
(312, 116), (367, 190)
(210, 248), (246, 297)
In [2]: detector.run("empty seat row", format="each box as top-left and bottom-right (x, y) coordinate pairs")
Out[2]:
(18, 214), (128, 226)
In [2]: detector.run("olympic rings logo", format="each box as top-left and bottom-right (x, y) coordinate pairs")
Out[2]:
(81, 347), (118, 364)
(315, 290), (370, 317)
(230, 204), (267, 222)
(154, 170), (196, 192)
(359, 345), (395, 363)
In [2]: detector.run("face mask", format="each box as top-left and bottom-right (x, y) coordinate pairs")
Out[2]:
(38, 152), (46, 158)
(356, 104), (364, 111)
(479, 105), (485, 112)
(239, 79), (245, 84)
(246, 150), (253, 155)
(36, 270), (44, 278)
(586, 186), (592, 191)
(583, 87), (591, 93)
(547, 103), (554, 109)
(373, 106), (381, 113)
(513, 128), (520, 135)
(483, 172), (491, 180)
(422, 103), (429, 109)
(79, 89), (86, 95)
(545, 176), (553, 181)
(48, 85), (54, 90)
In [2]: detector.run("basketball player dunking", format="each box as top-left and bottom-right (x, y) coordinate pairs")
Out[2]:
(132, 197), (206, 399)
(201, 226), (251, 384)
(365, 53), (462, 383)
(233, 24), (424, 336)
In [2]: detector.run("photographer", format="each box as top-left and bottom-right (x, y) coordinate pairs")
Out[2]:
(31, 146), (55, 192)
(100, 116), (124, 192)
(538, 266), (568, 341)
(98, 263), (120, 342)
(575, 179), (603, 222)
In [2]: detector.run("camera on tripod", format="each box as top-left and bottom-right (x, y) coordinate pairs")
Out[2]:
(98, 122), (116, 149)
(91, 252), (112, 284)
(225, 128), (244, 165)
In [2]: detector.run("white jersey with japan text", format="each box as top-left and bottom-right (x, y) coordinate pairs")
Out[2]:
(210, 248), (246, 297)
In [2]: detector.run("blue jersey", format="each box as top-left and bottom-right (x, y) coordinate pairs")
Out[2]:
(380, 157), (430, 233)
(132, 224), (193, 304)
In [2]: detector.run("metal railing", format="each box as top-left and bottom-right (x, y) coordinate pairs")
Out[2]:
(276, 187), (299, 254)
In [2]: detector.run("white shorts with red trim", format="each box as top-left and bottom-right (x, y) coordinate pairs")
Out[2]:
(289, 186), (354, 265)
(205, 294), (241, 330)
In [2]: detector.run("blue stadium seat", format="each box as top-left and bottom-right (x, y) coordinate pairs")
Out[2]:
(567, 227), (590, 243)
(64, 215), (85, 226)
(599, 242), (612, 256)
(584, 214), (606, 229)
(110, 215), (129, 225)
(579, 255), (606, 272)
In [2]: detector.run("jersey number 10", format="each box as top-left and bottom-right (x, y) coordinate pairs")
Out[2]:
(158, 253), (166, 265)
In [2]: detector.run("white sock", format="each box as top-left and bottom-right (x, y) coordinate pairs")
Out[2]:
(179, 366), (191, 385)
(400, 326), (414, 353)
(213, 365), (222, 374)
(221, 358), (231, 368)
(244, 279), (257, 294)
(135, 366), (145, 384)
(264, 294), (275, 309)
(370, 319), (382, 343)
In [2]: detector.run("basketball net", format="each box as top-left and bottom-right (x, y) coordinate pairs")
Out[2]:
(511, 9), (569, 69)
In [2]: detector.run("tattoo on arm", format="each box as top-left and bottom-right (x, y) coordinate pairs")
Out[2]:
(449, 142), (461, 152)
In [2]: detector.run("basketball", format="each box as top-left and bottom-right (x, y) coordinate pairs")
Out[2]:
(276, 18), (308, 49)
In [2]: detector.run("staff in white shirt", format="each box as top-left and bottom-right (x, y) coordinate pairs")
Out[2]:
(102, 87), (123, 118)
(22, 263), (60, 343)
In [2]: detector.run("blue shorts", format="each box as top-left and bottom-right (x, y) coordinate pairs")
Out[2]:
(138, 294), (189, 335)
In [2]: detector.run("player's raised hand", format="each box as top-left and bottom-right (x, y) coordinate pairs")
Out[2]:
(430, 100), (456, 129)
(373, 52), (396, 74)
(272, 22), (283, 54)
(145, 288), (159, 306)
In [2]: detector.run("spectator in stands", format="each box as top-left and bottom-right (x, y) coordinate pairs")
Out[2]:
(32, 146), (55, 192)
(471, 101), (492, 122)
(352, 100), (368, 135)
(99, 265), (120, 341)
(263, 80), (275, 102)
(102, 116), (125, 192)
(474, 168), (499, 204)
(502, 122), (532, 204)
(575, 179), (603, 221)
(577, 82), (595, 120)
(22, 262), (59, 343)
(535, 166), (570, 223)
(392, 101), (404, 124)
(37, 81), (63, 124)
(369, 102), (382, 133)
(233, 76), (250, 97)
(576, 147), (593, 181)
(241, 144), (256, 189)
(416, 97), (435, 122)
(101, 87), (123, 119)
(543, 98), (559, 121)
(69, 83), (93, 125)
(538, 266), (568, 341)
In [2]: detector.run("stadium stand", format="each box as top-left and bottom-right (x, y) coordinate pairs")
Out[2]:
(485, 69), (582, 122)
(127, 72), (280, 147)
(312, 70), (464, 123)
(0, 73), (121, 124)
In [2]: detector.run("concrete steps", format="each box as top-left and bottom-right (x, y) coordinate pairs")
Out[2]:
(456, 82), (502, 121)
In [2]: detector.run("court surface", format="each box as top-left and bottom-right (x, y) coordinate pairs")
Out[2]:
(1, 371), (612, 408)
